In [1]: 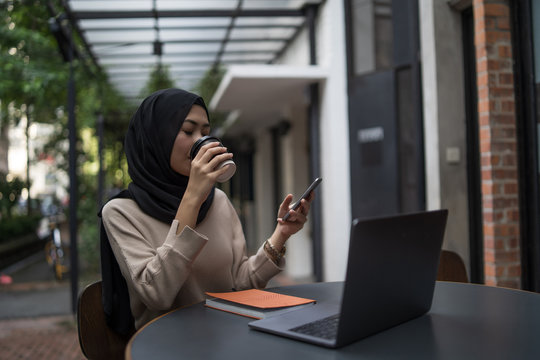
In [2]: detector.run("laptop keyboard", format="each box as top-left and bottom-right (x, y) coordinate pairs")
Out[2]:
(289, 314), (339, 340)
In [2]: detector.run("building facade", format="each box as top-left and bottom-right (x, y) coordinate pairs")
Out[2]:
(211, 0), (540, 291)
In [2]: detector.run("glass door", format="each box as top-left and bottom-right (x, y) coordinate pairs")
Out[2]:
(344, 0), (424, 219)
(511, 0), (540, 291)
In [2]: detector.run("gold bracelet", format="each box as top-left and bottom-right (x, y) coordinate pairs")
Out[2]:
(264, 240), (286, 262)
(264, 241), (278, 262)
(269, 240), (286, 257)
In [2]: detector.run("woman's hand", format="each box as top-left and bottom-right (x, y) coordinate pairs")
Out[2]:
(277, 193), (313, 234)
(175, 142), (233, 232)
(185, 142), (233, 203)
(267, 191), (314, 251)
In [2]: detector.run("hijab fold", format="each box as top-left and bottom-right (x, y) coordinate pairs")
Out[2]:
(99, 89), (214, 334)
(125, 88), (214, 224)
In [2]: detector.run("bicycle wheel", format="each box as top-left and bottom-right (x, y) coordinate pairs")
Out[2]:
(44, 241), (54, 266)
(53, 248), (67, 281)
(52, 228), (66, 280)
(54, 257), (64, 281)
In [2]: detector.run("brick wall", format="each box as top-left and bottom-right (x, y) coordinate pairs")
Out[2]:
(474, 0), (521, 288)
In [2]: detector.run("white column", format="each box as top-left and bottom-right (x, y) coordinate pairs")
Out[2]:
(419, 0), (442, 210)
(318, 0), (352, 281)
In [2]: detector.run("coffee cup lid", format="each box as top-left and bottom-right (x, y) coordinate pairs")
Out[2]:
(190, 135), (220, 159)
(216, 162), (236, 183)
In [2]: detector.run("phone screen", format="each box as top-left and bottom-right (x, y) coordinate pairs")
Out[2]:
(282, 177), (322, 221)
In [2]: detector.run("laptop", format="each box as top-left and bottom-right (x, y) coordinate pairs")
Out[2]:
(249, 209), (448, 348)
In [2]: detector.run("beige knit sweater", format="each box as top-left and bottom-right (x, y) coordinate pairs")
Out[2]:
(101, 189), (283, 329)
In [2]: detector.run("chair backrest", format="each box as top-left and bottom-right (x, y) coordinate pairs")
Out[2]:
(77, 281), (134, 360)
(437, 250), (469, 283)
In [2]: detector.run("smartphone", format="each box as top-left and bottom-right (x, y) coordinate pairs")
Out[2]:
(282, 177), (322, 221)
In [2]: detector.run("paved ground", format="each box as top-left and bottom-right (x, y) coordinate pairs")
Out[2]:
(0, 249), (303, 359)
(0, 315), (84, 360)
(0, 252), (73, 319)
(0, 252), (87, 359)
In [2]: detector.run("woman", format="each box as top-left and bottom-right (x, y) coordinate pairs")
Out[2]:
(100, 88), (313, 331)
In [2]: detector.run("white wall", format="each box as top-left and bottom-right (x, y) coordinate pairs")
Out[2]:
(254, 131), (275, 248)
(251, 0), (352, 282)
(315, 0), (351, 281)
(275, 28), (309, 66)
(251, 100), (314, 280)
(281, 105), (313, 279)
(419, 0), (442, 211)
(419, 0), (471, 270)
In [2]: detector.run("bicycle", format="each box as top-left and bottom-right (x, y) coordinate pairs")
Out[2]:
(44, 214), (68, 281)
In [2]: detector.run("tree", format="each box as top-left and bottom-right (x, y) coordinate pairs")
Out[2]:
(0, 0), (70, 125)
(0, 172), (24, 218)
(1, 0), (133, 202)
(139, 64), (175, 98)
(193, 66), (227, 129)
(0, 0), (69, 212)
(0, 0), (140, 277)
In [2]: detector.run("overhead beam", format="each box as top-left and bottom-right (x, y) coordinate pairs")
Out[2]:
(72, 9), (305, 20)
(82, 24), (301, 32)
(97, 50), (274, 58)
(102, 59), (267, 69)
(88, 37), (289, 46)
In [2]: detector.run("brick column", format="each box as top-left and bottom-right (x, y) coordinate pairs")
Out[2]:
(474, 0), (520, 288)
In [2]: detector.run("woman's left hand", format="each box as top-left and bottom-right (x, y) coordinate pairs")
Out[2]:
(276, 191), (314, 237)
(265, 192), (314, 256)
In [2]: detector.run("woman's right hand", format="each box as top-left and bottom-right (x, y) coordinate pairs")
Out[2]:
(175, 142), (233, 232)
(185, 141), (234, 204)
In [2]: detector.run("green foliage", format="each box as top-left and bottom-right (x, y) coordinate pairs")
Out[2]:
(77, 174), (100, 275)
(0, 0), (69, 123)
(0, 213), (40, 243)
(193, 66), (227, 129)
(0, 173), (24, 218)
(1, 0), (132, 162)
(193, 66), (225, 102)
(139, 64), (175, 98)
(0, 0), (136, 272)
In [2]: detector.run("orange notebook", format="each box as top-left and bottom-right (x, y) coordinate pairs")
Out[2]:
(205, 289), (316, 319)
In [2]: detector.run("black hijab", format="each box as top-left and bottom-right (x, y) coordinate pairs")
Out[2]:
(124, 88), (214, 223)
(99, 88), (214, 335)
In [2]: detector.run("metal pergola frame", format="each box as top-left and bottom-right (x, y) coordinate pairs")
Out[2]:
(47, 0), (326, 313)
(56, 0), (325, 103)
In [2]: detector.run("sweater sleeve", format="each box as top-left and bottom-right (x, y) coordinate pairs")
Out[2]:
(226, 197), (284, 290)
(102, 200), (208, 311)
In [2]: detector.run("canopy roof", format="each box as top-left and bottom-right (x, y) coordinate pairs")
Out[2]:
(65, 0), (324, 104)
(209, 64), (326, 136)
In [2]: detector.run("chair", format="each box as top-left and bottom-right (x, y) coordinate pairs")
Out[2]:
(77, 281), (134, 360)
(437, 250), (469, 283)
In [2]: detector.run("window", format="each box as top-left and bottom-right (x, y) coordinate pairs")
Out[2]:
(350, 0), (393, 75)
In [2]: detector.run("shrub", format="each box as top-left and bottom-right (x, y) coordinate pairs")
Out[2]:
(0, 173), (25, 219)
(0, 214), (41, 243)
(77, 180), (101, 276)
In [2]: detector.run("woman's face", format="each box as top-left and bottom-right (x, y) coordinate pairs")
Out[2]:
(170, 104), (210, 176)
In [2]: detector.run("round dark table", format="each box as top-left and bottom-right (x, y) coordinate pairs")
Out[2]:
(127, 281), (540, 359)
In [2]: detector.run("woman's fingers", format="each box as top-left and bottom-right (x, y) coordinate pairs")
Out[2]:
(208, 152), (233, 170)
(286, 210), (307, 223)
(192, 142), (233, 178)
(299, 198), (311, 215)
(277, 195), (294, 219)
(195, 142), (223, 162)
